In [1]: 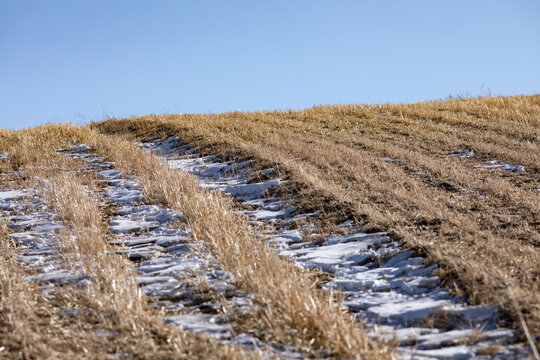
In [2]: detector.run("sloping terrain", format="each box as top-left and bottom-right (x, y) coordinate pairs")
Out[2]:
(0, 125), (390, 359)
(0, 95), (538, 359)
(93, 95), (539, 337)
(137, 136), (530, 358)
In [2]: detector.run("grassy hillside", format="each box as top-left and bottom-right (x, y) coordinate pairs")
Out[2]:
(0, 124), (392, 358)
(0, 95), (538, 358)
(93, 95), (540, 338)
(0, 125), (257, 359)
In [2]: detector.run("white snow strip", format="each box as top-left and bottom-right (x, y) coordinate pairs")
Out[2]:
(447, 150), (475, 158)
(381, 157), (404, 163)
(0, 190), (26, 210)
(1, 186), (88, 292)
(164, 314), (232, 338)
(478, 160), (524, 173)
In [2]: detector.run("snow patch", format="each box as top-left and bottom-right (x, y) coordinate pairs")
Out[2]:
(447, 150), (475, 158)
(479, 160), (524, 173)
(381, 157), (404, 163)
(164, 314), (232, 338)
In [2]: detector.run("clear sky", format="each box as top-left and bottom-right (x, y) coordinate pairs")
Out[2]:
(1, 1), (539, 130)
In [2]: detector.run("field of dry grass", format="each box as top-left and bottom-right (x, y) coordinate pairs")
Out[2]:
(85, 131), (390, 358)
(0, 95), (538, 358)
(0, 125), (394, 358)
(91, 95), (540, 342)
(0, 125), (253, 359)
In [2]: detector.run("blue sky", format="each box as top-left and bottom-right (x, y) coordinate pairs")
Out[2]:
(1, 1), (539, 130)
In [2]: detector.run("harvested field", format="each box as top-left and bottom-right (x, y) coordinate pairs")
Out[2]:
(0, 126), (253, 359)
(1, 95), (538, 359)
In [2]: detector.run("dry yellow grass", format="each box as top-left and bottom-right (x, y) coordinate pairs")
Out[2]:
(2, 94), (538, 356)
(1, 124), (394, 358)
(0, 221), (70, 359)
(47, 168), (251, 360)
(81, 132), (394, 359)
(91, 95), (540, 342)
(0, 125), (253, 359)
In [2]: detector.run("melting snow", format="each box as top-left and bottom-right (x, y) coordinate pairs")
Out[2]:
(1, 187), (88, 290)
(164, 314), (232, 338)
(447, 150), (475, 158)
(91, 150), (304, 357)
(0, 190), (26, 210)
(479, 160), (524, 173)
(381, 157), (404, 163)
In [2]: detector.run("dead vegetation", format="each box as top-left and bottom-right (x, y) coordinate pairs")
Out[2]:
(81, 132), (393, 359)
(0, 126), (253, 359)
(1, 219), (249, 359)
(0, 124), (394, 359)
(1, 94), (538, 358)
(91, 95), (540, 341)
